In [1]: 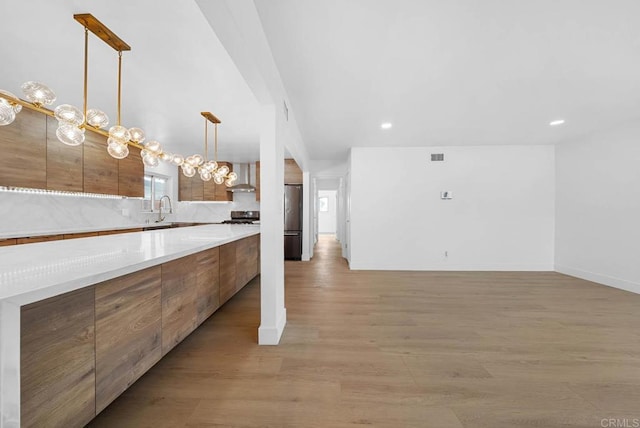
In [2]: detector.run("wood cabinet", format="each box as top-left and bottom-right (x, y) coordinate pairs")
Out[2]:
(46, 116), (83, 192)
(285, 158), (302, 184)
(95, 267), (162, 414)
(0, 108), (47, 189)
(178, 162), (233, 202)
(83, 129), (118, 195)
(0, 108), (143, 196)
(16, 235), (63, 244)
(18, 233), (259, 426)
(118, 146), (144, 197)
(0, 238), (17, 246)
(21, 287), (96, 428)
(98, 228), (143, 236)
(236, 235), (260, 292)
(161, 255), (198, 355)
(219, 241), (237, 304)
(178, 171), (192, 202)
(63, 232), (99, 239)
(196, 247), (220, 325)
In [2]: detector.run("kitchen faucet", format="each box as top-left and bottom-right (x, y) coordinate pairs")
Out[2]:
(156, 195), (173, 223)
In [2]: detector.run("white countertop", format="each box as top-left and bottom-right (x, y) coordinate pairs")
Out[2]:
(0, 221), (174, 239)
(0, 224), (259, 306)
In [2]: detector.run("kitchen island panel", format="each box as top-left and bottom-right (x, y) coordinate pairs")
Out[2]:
(196, 247), (221, 325)
(20, 287), (96, 428)
(219, 241), (237, 304)
(236, 234), (260, 292)
(95, 266), (162, 414)
(161, 255), (199, 355)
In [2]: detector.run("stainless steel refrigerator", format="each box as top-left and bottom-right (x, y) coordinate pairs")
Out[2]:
(284, 184), (303, 260)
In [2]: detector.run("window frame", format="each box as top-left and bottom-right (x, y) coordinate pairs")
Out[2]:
(143, 173), (170, 212)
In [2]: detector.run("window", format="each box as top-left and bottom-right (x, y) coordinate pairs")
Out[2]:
(143, 174), (169, 211)
(319, 197), (328, 212)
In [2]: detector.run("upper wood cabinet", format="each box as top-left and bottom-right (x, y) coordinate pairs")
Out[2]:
(0, 108), (47, 189)
(46, 116), (83, 192)
(255, 159), (300, 198)
(84, 130), (118, 195)
(285, 158), (302, 184)
(178, 161), (233, 202)
(118, 147), (144, 197)
(0, 108), (144, 197)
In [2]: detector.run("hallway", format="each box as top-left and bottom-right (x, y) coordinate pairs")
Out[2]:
(91, 235), (640, 427)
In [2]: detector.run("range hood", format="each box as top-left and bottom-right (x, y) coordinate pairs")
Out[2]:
(227, 163), (256, 193)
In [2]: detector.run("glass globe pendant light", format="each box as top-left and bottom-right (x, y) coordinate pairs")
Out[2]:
(86, 109), (109, 129)
(107, 138), (129, 159)
(188, 111), (238, 186)
(0, 90), (22, 126)
(21, 81), (57, 107)
(181, 164), (196, 177)
(54, 104), (85, 146)
(171, 154), (185, 166)
(128, 127), (145, 144)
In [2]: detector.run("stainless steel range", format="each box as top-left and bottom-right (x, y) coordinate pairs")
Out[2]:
(221, 210), (260, 224)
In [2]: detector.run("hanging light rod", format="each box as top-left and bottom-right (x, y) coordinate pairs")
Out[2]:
(73, 14), (131, 52)
(0, 13), (236, 178)
(201, 112), (221, 124)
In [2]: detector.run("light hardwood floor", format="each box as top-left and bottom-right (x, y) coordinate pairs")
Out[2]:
(89, 235), (640, 427)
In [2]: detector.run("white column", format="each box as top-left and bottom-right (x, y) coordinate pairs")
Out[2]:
(0, 300), (20, 428)
(258, 105), (286, 345)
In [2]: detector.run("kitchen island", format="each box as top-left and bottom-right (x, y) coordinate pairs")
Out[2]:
(0, 224), (260, 428)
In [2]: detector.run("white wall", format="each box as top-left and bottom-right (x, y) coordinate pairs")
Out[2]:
(318, 190), (337, 234)
(349, 146), (555, 270)
(555, 120), (640, 294)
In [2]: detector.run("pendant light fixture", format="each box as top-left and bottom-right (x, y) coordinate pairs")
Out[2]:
(0, 13), (239, 180)
(181, 112), (237, 185)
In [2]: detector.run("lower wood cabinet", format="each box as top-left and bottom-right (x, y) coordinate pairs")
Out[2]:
(19, 234), (258, 427)
(196, 247), (221, 325)
(219, 241), (237, 304)
(236, 235), (260, 292)
(21, 287), (96, 428)
(161, 255), (198, 355)
(95, 266), (162, 414)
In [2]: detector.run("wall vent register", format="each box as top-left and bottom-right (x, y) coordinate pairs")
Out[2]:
(431, 153), (445, 161)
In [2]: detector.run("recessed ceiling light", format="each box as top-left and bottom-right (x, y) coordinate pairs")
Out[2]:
(549, 119), (565, 126)
(381, 122), (392, 130)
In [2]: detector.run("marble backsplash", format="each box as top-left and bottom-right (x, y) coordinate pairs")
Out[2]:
(0, 191), (259, 237)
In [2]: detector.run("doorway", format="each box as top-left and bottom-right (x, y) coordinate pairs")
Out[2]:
(318, 190), (337, 236)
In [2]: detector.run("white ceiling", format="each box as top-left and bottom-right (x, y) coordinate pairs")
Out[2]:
(255, 0), (640, 160)
(0, 0), (262, 162)
(3, 1), (640, 165)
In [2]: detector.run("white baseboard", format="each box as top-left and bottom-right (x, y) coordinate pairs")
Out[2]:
(555, 265), (640, 295)
(348, 261), (553, 271)
(258, 308), (287, 345)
